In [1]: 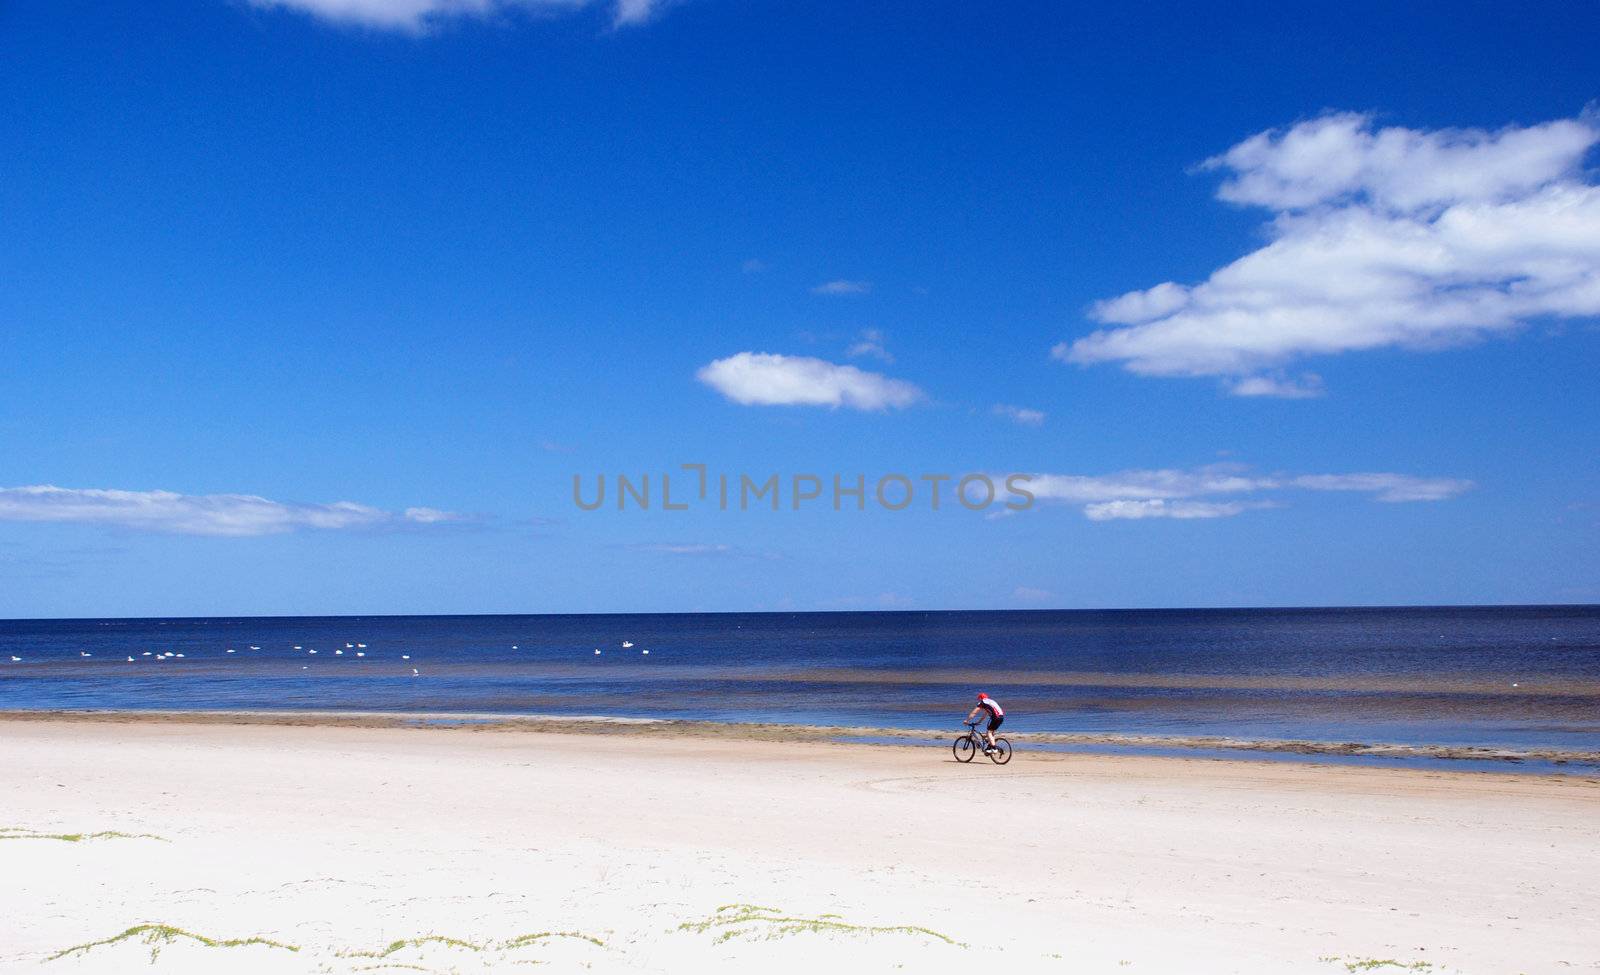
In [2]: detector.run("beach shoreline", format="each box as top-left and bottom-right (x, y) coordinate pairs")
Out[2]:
(4, 707), (1598, 770)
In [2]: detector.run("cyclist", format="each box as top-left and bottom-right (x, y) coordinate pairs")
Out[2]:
(965, 692), (1004, 754)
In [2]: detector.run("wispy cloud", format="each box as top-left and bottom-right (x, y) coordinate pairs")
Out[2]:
(741, 258), (767, 274)
(696, 352), (924, 411)
(1023, 464), (1471, 521)
(1228, 373), (1324, 399)
(846, 328), (893, 363)
(1057, 111), (1600, 389)
(0, 485), (468, 537)
(811, 279), (871, 296)
(1287, 473), (1474, 503)
(992, 403), (1046, 426)
(1083, 499), (1276, 521)
(244, 0), (666, 32)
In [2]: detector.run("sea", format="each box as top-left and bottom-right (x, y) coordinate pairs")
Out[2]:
(3, 607), (1598, 760)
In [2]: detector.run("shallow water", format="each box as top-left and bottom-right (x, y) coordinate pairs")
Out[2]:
(2, 607), (1597, 752)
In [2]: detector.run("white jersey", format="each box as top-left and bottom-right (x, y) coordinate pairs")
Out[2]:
(979, 697), (1003, 718)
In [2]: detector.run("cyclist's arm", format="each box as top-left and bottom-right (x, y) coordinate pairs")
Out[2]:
(965, 706), (981, 721)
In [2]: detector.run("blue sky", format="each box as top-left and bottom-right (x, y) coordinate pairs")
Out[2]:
(1, 0), (1597, 617)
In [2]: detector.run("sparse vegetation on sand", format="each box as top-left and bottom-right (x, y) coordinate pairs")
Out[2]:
(1, 826), (166, 843)
(678, 903), (964, 947)
(1325, 957), (1435, 972)
(47, 924), (299, 963)
(338, 930), (606, 958)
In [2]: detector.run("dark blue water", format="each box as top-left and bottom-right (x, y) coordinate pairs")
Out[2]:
(2, 607), (1598, 752)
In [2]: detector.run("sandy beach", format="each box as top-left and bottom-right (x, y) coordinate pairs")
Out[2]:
(3, 715), (1597, 974)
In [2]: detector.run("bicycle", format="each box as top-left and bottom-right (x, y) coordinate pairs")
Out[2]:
(953, 721), (1012, 764)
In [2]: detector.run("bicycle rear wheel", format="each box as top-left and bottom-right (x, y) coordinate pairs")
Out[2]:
(953, 735), (976, 762)
(989, 737), (1012, 765)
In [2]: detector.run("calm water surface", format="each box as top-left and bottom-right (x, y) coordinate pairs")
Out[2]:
(2, 607), (1597, 751)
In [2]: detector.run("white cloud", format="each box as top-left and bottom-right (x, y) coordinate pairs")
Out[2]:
(992, 403), (1046, 426)
(1027, 467), (1272, 504)
(1019, 464), (1471, 521)
(1228, 373), (1324, 399)
(1288, 473), (1473, 503)
(846, 328), (893, 362)
(610, 0), (663, 25)
(1083, 499), (1271, 521)
(0, 485), (466, 537)
(1057, 111), (1600, 384)
(245, 0), (659, 32)
(811, 279), (871, 295)
(696, 352), (924, 410)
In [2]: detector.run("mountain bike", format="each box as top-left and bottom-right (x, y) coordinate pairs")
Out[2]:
(953, 721), (1012, 764)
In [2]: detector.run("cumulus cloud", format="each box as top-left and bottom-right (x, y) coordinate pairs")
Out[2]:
(0, 485), (466, 537)
(696, 352), (924, 410)
(245, 0), (662, 32)
(811, 279), (871, 295)
(1021, 464), (1470, 521)
(992, 403), (1046, 426)
(1057, 111), (1600, 386)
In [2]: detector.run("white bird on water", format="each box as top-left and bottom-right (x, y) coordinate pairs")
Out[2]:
(642, 649), (650, 655)
(80, 651), (91, 658)
(401, 654), (410, 660)
(594, 648), (602, 655)
(249, 645), (261, 650)
(226, 649), (236, 654)
(335, 649), (344, 655)
(345, 643), (354, 649)
(511, 645), (519, 650)
(308, 649), (318, 654)
(355, 652), (365, 658)
(175, 653), (185, 658)
(8, 656), (20, 662)
(142, 651), (152, 657)
(411, 668), (420, 676)
(357, 643), (367, 648)
(126, 656), (134, 662)
(622, 641), (633, 648)
(293, 646), (303, 650)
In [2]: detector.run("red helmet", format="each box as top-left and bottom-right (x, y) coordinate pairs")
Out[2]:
(977, 692), (988, 700)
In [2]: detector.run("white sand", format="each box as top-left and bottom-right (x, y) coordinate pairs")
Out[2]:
(2, 717), (1597, 974)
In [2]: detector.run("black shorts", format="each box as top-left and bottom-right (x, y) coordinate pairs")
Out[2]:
(986, 713), (1003, 731)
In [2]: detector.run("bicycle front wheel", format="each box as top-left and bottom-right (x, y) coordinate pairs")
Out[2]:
(953, 735), (976, 763)
(989, 737), (1012, 765)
